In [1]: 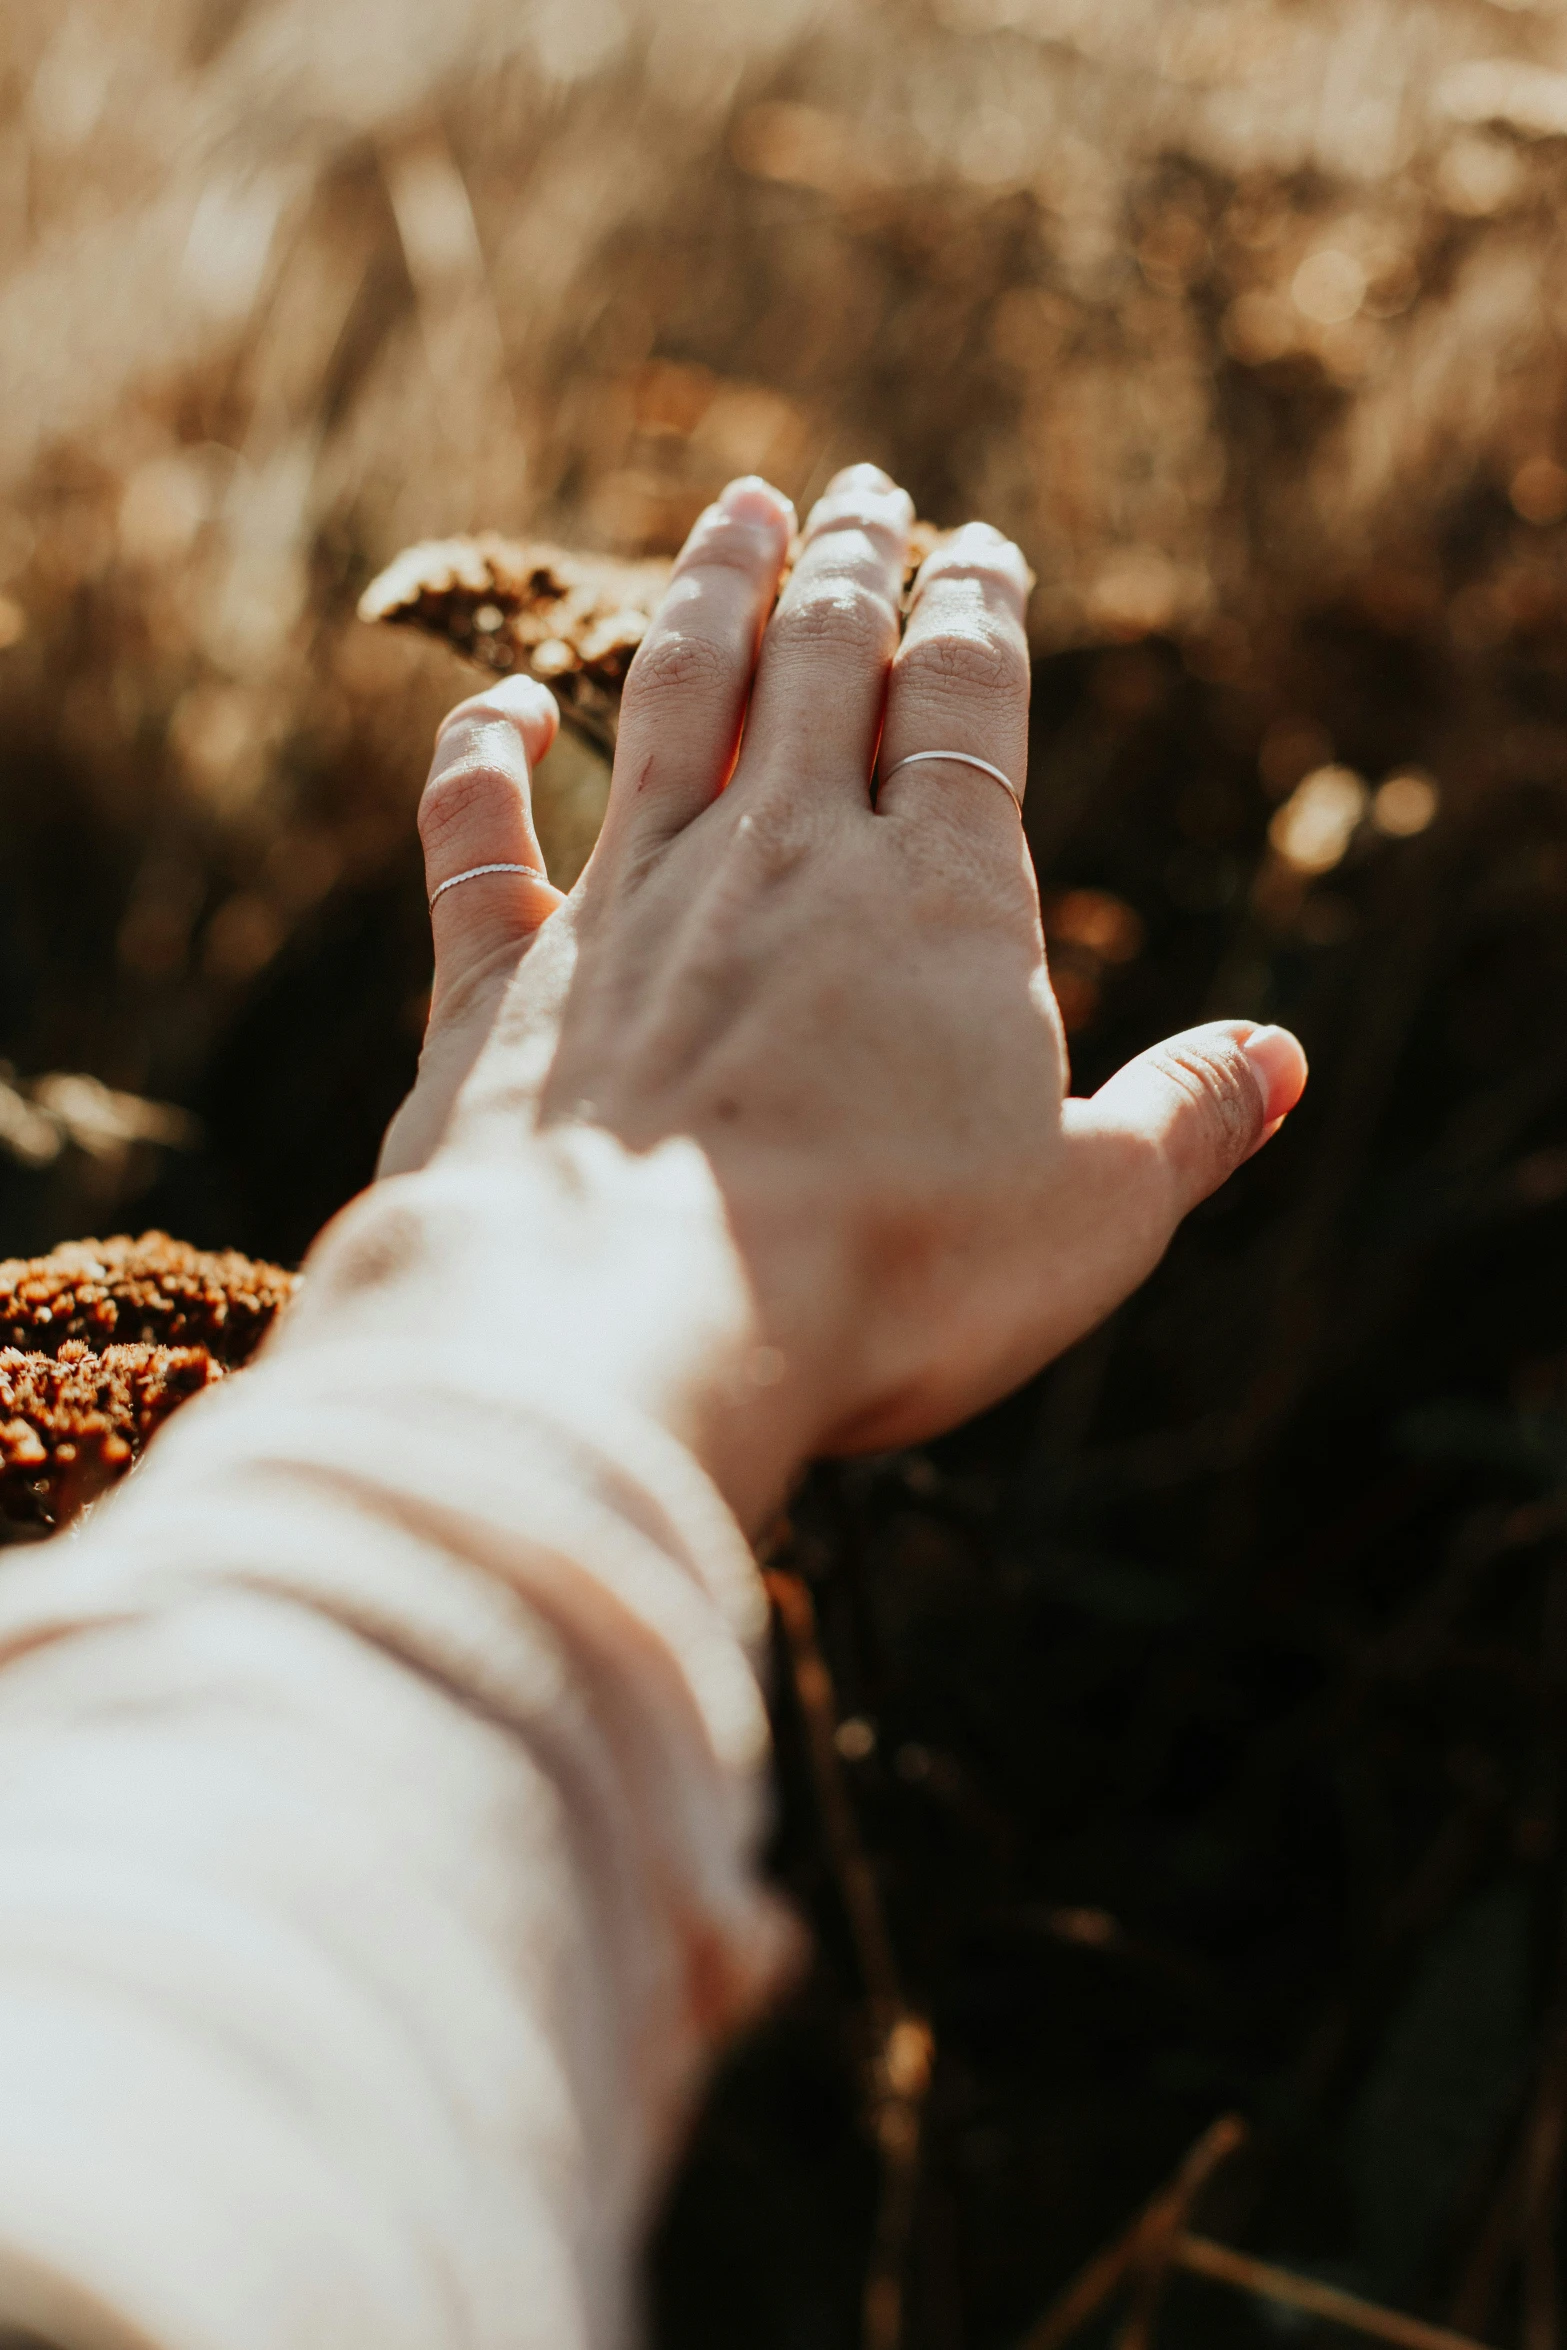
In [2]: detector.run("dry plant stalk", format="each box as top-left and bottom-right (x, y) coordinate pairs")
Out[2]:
(1022, 2113), (1248, 2350)
(1520, 2037), (1564, 2350)
(1023, 2111), (1498, 2350)
(764, 1563), (934, 2350)
(1169, 2235), (1495, 2350)
(360, 524), (956, 751)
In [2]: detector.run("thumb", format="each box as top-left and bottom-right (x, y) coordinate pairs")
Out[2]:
(1063, 1018), (1307, 1244)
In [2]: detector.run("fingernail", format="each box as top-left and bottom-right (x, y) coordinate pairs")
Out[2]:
(1239, 1024), (1309, 1124)
(950, 520), (1008, 547)
(719, 475), (796, 534)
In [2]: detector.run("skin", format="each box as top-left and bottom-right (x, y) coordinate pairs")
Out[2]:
(367, 464), (1307, 1532)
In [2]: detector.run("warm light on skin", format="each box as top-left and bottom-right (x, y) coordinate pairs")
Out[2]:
(376, 465), (1310, 1511)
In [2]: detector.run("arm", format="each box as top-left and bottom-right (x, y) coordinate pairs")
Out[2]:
(0, 467), (1304, 2350)
(0, 1132), (804, 2350)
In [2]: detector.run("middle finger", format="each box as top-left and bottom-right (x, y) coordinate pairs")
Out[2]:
(736, 462), (913, 807)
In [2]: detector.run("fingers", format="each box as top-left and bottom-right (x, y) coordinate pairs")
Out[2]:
(876, 522), (1032, 833)
(420, 674), (562, 1012)
(607, 477), (795, 843)
(1062, 1020), (1308, 1280)
(738, 463), (913, 804)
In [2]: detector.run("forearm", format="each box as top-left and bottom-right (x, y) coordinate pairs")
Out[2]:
(0, 1146), (795, 2350)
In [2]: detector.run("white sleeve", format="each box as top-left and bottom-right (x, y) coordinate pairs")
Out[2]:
(0, 1171), (794, 2350)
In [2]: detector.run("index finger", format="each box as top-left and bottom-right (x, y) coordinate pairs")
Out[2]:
(604, 477), (795, 848)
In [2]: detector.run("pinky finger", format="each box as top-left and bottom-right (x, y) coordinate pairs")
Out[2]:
(420, 674), (563, 1015)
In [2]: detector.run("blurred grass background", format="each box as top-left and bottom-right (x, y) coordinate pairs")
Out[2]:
(7, 0), (1567, 2341)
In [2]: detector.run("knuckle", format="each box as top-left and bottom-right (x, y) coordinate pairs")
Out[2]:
(1150, 1037), (1262, 1172)
(806, 485), (912, 545)
(677, 510), (784, 583)
(897, 622), (1025, 705)
(417, 758), (519, 854)
(732, 794), (814, 877)
(436, 678), (552, 739)
(920, 536), (1032, 609)
(722, 789), (837, 887)
(770, 574), (894, 664)
(623, 625), (734, 715)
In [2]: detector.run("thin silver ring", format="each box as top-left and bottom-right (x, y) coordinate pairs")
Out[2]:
(879, 749), (1021, 807)
(428, 862), (548, 909)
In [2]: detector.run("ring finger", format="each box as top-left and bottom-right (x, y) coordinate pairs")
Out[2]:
(875, 522), (1032, 836)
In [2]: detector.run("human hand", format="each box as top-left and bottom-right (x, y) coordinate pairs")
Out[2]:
(372, 465), (1305, 1520)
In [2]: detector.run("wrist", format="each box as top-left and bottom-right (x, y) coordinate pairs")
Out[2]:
(284, 1130), (826, 1531)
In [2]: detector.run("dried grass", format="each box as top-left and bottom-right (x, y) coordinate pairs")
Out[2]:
(3, 0), (1566, 931)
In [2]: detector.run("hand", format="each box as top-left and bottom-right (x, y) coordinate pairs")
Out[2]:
(370, 465), (1306, 1521)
